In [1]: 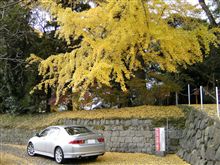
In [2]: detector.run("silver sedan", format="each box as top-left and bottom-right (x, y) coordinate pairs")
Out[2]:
(27, 125), (105, 164)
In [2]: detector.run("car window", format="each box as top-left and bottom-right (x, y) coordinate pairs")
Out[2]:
(48, 128), (60, 137)
(39, 129), (50, 137)
(65, 127), (92, 135)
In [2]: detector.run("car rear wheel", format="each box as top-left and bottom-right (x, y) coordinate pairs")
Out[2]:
(27, 142), (35, 156)
(54, 147), (65, 164)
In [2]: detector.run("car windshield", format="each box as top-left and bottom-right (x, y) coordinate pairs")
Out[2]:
(65, 126), (92, 135)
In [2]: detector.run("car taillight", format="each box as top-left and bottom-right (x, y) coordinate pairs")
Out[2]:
(98, 137), (104, 143)
(69, 140), (85, 144)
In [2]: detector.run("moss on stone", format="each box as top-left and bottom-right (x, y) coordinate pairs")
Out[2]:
(93, 125), (105, 130)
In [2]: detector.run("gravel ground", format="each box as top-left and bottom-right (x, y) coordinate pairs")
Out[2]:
(0, 144), (189, 165)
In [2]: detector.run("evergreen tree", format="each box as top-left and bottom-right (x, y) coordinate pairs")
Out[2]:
(0, 0), (68, 113)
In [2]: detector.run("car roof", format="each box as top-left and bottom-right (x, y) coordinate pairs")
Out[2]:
(48, 125), (86, 129)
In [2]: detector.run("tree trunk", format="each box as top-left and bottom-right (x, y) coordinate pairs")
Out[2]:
(198, 0), (218, 27)
(46, 87), (51, 112)
(196, 95), (198, 104)
(72, 93), (80, 111)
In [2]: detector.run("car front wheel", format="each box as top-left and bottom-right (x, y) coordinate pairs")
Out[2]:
(27, 142), (35, 156)
(54, 147), (65, 164)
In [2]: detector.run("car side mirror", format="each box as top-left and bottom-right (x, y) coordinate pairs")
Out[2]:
(35, 133), (40, 137)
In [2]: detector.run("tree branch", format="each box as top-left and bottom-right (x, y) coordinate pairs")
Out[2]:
(140, 0), (149, 28)
(0, 57), (25, 63)
(0, 0), (23, 9)
(198, 0), (218, 27)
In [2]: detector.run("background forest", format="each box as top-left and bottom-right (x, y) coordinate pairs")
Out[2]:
(0, 0), (219, 114)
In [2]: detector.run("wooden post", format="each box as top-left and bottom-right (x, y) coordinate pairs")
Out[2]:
(175, 92), (178, 105)
(188, 84), (190, 105)
(200, 86), (203, 110)
(216, 87), (220, 118)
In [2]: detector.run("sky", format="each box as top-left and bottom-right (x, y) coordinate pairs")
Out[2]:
(188, 0), (199, 5)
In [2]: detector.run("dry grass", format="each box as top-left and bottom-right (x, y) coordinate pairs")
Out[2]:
(0, 152), (32, 165)
(189, 104), (219, 118)
(0, 105), (185, 130)
(2, 144), (26, 150)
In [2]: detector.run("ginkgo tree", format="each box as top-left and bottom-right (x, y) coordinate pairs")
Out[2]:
(27, 0), (219, 104)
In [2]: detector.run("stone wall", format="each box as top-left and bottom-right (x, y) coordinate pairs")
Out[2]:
(62, 119), (158, 153)
(1, 118), (183, 154)
(177, 110), (220, 165)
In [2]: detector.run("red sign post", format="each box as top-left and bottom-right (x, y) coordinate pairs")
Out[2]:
(155, 128), (160, 152)
(155, 128), (166, 156)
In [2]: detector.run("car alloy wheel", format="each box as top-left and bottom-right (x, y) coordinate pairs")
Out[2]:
(55, 147), (64, 164)
(27, 142), (35, 156)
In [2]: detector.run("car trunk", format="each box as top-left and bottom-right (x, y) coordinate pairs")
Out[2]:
(69, 133), (105, 154)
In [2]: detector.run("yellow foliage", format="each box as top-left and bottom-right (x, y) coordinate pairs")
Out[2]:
(26, 54), (43, 65)
(28, 0), (219, 99)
